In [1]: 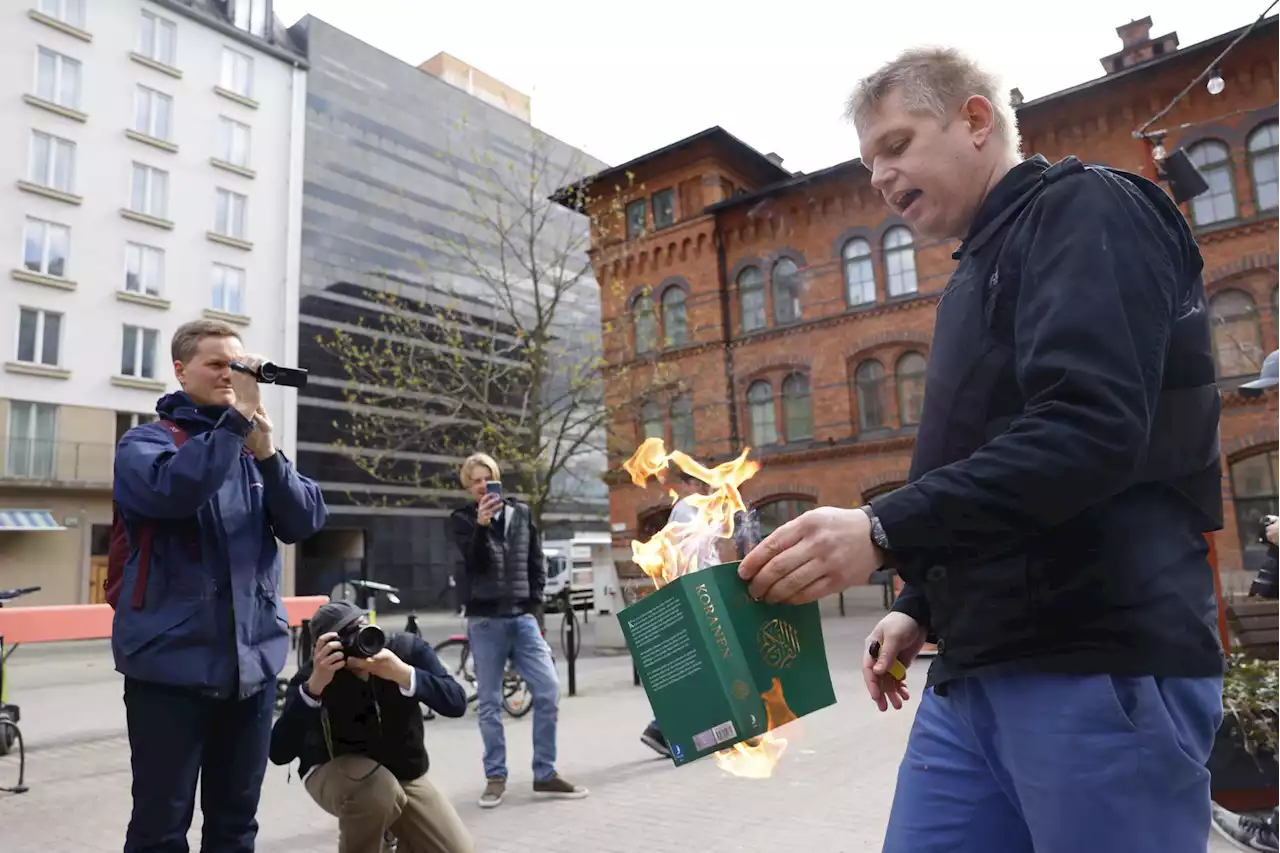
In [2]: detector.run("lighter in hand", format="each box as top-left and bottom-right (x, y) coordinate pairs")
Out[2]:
(868, 640), (908, 681)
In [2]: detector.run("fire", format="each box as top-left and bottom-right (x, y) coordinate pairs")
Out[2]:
(623, 437), (794, 779)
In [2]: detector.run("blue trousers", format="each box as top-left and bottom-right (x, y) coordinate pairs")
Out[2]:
(467, 614), (560, 782)
(884, 671), (1222, 853)
(123, 677), (275, 853)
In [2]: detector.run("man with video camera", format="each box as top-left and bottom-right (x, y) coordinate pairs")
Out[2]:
(112, 319), (328, 852)
(270, 601), (473, 853)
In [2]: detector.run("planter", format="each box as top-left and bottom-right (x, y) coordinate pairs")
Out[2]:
(1209, 720), (1279, 813)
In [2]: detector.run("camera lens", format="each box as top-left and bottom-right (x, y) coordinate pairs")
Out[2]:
(353, 624), (386, 657)
(258, 362), (278, 382)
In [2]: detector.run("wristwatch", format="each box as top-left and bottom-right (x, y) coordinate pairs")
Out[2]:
(861, 504), (891, 552)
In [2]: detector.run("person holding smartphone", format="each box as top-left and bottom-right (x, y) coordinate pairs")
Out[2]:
(449, 453), (588, 810)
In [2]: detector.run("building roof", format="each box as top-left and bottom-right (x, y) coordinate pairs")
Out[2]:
(1017, 14), (1276, 112)
(549, 126), (793, 212)
(154, 0), (308, 66)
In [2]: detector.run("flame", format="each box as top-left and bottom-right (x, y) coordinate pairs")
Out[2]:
(712, 678), (799, 779)
(623, 438), (795, 779)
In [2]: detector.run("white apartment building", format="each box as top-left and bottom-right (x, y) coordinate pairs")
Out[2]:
(0, 0), (307, 605)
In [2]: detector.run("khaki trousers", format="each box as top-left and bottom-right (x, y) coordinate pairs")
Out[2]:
(304, 755), (475, 853)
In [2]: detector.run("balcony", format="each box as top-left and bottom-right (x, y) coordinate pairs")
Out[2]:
(1, 438), (115, 490)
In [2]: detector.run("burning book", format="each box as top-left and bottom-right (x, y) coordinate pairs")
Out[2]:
(618, 439), (837, 775)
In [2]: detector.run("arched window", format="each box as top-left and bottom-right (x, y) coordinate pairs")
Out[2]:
(633, 294), (657, 356)
(1209, 289), (1265, 380)
(738, 266), (765, 333)
(755, 497), (816, 539)
(1230, 450), (1279, 570)
(641, 400), (663, 441)
(746, 380), (777, 446)
(1247, 121), (1279, 212)
(661, 286), (688, 347)
(854, 359), (887, 431)
(772, 258), (802, 324)
(842, 238), (875, 306)
(896, 351), (928, 426)
(669, 394), (695, 452)
(883, 226), (918, 297)
(781, 372), (813, 442)
(1187, 140), (1237, 226)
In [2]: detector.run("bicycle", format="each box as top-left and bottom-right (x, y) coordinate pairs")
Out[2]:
(433, 631), (534, 718)
(0, 585), (39, 794)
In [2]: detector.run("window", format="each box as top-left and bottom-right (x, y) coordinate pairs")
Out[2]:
(1247, 121), (1279, 212)
(641, 401), (664, 441)
(133, 86), (173, 141)
(121, 325), (159, 379)
(633, 295), (657, 355)
(626, 199), (646, 240)
(37, 0), (85, 28)
(772, 258), (802, 324)
(781, 372), (812, 442)
(1187, 140), (1236, 226)
(661, 287), (687, 347)
(114, 412), (156, 445)
(28, 131), (75, 193)
(17, 307), (62, 366)
(652, 189), (675, 229)
(22, 217), (69, 278)
(6, 401), (57, 479)
(854, 359), (887, 431)
(738, 266), (765, 332)
(747, 380), (777, 447)
(843, 238), (875, 306)
(125, 243), (164, 296)
(1209, 289), (1265, 380)
(139, 10), (177, 67)
(756, 497), (816, 539)
(232, 0), (269, 37)
(211, 263), (245, 314)
(896, 352), (928, 426)
(220, 48), (253, 98)
(1231, 451), (1280, 570)
(216, 116), (251, 167)
(34, 47), (81, 110)
(883, 227), (918, 296)
(215, 188), (248, 239)
(669, 394), (694, 452)
(130, 163), (169, 218)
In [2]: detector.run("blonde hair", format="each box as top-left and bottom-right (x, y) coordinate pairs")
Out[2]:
(845, 46), (1021, 156)
(459, 452), (501, 486)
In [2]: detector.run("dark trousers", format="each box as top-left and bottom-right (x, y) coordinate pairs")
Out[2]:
(123, 676), (274, 853)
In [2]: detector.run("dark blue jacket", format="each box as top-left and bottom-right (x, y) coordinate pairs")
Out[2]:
(111, 392), (328, 699)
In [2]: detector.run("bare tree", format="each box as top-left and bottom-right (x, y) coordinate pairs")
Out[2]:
(316, 124), (648, 525)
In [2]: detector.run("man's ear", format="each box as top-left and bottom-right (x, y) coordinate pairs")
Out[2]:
(961, 95), (996, 147)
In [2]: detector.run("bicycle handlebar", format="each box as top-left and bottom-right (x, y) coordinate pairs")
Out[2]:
(0, 586), (41, 602)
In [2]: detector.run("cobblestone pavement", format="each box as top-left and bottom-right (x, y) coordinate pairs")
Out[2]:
(0, 600), (1237, 852)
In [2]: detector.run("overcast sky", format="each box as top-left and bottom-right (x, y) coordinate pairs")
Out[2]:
(273, 0), (1271, 174)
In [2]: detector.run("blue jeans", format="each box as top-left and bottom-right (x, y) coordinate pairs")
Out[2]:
(467, 614), (560, 782)
(123, 676), (275, 853)
(883, 671), (1223, 853)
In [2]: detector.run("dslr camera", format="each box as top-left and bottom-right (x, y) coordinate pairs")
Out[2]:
(1249, 514), (1278, 600)
(337, 621), (386, 658)
(229, 360), (308, 389)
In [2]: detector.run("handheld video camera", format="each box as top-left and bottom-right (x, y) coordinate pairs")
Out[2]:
(229, 360), (308, 389)
(1249, 514), (1278, 600)
(338, 622), (386, 658)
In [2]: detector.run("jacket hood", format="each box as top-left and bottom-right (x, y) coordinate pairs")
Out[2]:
(155, 391), (232, 433)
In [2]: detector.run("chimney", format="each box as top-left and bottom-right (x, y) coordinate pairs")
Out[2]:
(764, 152), (784, 169)
(1117, 16), (1153, 47)
(1100, 16), (1179, 75)
(1009, 87), (1024, 107)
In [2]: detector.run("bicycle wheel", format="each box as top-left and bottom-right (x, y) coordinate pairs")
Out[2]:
(0, 716), (28, 794)
(434, 639), (475, 705)
(502, 668), (533, 718)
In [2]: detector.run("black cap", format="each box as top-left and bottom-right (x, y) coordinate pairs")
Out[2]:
(310, 601), (363, 638)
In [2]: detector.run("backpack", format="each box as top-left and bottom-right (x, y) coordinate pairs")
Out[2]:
(105, 420), (189, 610)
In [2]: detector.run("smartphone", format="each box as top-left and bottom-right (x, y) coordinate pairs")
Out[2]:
(485, 481), (502, 497)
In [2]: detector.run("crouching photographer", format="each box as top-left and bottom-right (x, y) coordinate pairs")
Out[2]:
(269, 602), (473, 853)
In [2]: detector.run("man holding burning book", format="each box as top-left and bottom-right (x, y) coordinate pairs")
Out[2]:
(739, 47), (1227, 853)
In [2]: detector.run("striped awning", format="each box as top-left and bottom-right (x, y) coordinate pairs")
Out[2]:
(0, 509), (66, 531)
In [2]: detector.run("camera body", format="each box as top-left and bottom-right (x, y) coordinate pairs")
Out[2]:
(1249, 514), (1279, 600)
(229, 360), (308, 389)
(338, 622), (386, 658)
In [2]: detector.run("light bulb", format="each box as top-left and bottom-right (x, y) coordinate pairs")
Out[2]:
(1152, 143), (1167, 161)
(1207, 68), (1225, 96)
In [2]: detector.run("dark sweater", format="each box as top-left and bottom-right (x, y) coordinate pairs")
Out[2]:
(268, 632), (466, 781)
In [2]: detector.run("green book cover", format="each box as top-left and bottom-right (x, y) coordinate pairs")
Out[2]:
(620, 561), (837, 767)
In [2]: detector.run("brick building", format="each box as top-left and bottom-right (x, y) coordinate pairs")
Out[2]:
(556, 14), (1278, 590)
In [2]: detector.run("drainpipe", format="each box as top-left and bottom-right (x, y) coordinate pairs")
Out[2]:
(714, 217), (740, 456)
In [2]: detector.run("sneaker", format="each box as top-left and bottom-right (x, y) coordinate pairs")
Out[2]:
(640, 723), (671, 758)
(1211, 804), (1279, 852)
(478, 778), (505, 809)
(532, 773), (589, 799)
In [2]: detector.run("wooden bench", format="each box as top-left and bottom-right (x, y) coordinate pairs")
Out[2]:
(0, 596), (328, 645)
(1224, 595), (1279, 660)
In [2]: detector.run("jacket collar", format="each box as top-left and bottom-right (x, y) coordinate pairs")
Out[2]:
(953, 155), (1051, 259)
